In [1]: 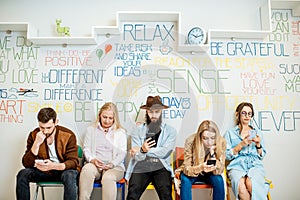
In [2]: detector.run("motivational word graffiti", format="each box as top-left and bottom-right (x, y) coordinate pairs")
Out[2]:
(269, 11), (290, 42)
(161, 97), (191, 119)
(241, 72), (276, 95)
(1, 35), (40, 84)
(253, 110), (300, 131)
(115, 43), (152, 52)
(210, 41), (289, 57)
(0, 99), (25, 123)
(45, 49), (92, 66)
(114, 42), (152, 77)
(114, 78), (141, 97)
(213, 57), (274, 70)
(123, 24), (175, 41)
(27, 101), (73, 113)
(156, 68), (230, 94)
(279, 63), (300, 92)
(291, 20), (300, 56)
(44, 88), (103, 101)
(42, 69), (105, 84)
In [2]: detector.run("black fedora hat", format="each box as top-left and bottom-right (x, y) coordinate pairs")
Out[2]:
(140, 96), (169, 110)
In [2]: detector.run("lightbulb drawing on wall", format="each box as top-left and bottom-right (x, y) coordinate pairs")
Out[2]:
(159, 40), (172, 55)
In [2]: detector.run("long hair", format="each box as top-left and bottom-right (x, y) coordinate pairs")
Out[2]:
(235, 102), (254, 126)
(96, 102), (123, 130)
(192, 120), (223, 164)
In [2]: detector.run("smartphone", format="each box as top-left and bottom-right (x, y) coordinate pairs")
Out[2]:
(146, 133), (157, 147)
(207, 159), (216, 166)
(35, 159), (45, 163)
(249, 130), (256, 140)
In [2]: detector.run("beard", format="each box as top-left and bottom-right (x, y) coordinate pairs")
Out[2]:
(43, 126), (56, 139)
(146, 114), (162, 134)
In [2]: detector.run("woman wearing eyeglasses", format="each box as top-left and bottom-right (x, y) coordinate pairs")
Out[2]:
(224, 102), (268, 200)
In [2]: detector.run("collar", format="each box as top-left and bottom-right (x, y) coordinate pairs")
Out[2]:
(97, 123), (112, 133)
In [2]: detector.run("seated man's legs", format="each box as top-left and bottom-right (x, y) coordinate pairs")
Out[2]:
(126, 172), (151, 200)
(151, 168), (172, 200)
(16, 168), (55, 200)
(61, 169), (79, 200)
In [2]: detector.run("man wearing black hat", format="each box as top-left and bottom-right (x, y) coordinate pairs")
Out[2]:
(125, 96), (177, 200)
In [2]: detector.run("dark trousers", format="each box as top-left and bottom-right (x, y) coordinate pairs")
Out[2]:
(16, 167), (79, 200)
(126, 167), (172, 200)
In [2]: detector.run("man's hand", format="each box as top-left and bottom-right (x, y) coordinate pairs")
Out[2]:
(35, 159), (65, 171)
(31, 131), (46, 155)
(141, 138), (156, 153)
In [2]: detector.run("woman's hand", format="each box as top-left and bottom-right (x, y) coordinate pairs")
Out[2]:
(202, 162), (216, 173)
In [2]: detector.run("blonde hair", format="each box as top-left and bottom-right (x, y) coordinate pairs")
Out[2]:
(96, 102), (123, 130)
(192, 120), (223, 164)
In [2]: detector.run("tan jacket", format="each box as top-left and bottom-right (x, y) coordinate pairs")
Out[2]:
(22, 125), (80, 173)
(179, 133), (226, 177)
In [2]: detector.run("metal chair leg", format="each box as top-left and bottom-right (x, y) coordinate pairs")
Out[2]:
(41, 186), (45, 200)
(34, 185), (39, 200)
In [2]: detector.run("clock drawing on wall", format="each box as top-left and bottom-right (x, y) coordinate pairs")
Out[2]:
(187, 27), (206, 45)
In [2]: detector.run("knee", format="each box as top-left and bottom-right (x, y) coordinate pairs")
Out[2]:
(102, 173), (114, 183)
(213, 175), (224, 185)
(180, 173), (192, 187)
(61, 169), (78, 183)
(16, 168), (30, 182)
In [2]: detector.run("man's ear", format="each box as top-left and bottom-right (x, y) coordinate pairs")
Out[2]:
(55, 119), (59, 125)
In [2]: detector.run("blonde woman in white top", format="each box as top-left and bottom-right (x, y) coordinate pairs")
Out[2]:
(79, 102), (127, 200)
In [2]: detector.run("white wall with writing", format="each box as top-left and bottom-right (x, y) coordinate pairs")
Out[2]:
(0, 0), (299, 199)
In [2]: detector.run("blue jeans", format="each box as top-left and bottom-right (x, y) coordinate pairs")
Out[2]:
(180, 172), (225, 200)
(16, 168), (79, 200)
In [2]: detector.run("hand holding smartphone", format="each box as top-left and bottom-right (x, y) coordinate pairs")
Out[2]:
(249, 130), (257, 140)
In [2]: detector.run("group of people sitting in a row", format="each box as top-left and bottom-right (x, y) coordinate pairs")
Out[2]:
(16, 95), (269, 200)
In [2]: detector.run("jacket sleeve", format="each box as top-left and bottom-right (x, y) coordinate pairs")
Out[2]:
(62, 133), (79, 170)
(22, 130), (39, 168)
(182, 135), (202, 177)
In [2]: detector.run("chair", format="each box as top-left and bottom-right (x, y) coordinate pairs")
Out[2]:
(34, 145), (83, 200)
(174, 147), (214, 200)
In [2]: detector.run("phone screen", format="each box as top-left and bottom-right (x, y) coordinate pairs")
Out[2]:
(207, 159), (216, 165)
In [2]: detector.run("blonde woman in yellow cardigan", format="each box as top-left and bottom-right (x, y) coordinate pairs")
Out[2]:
(176, 120), (226, 200)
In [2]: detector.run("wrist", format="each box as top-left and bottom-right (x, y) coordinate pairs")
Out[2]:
(140, 147), (146, 154)
(255, 144), (262, 149)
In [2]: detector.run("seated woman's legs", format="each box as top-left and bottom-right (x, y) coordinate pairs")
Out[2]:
(238, 177), (251, 200)
(79, 163), (101, 200)
(207, 174), (225, 200)
(180, 173), (197, 200)
(101, 166), (124, 199)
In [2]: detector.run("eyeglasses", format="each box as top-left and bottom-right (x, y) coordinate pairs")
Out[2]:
(241, 111), (253, 117)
